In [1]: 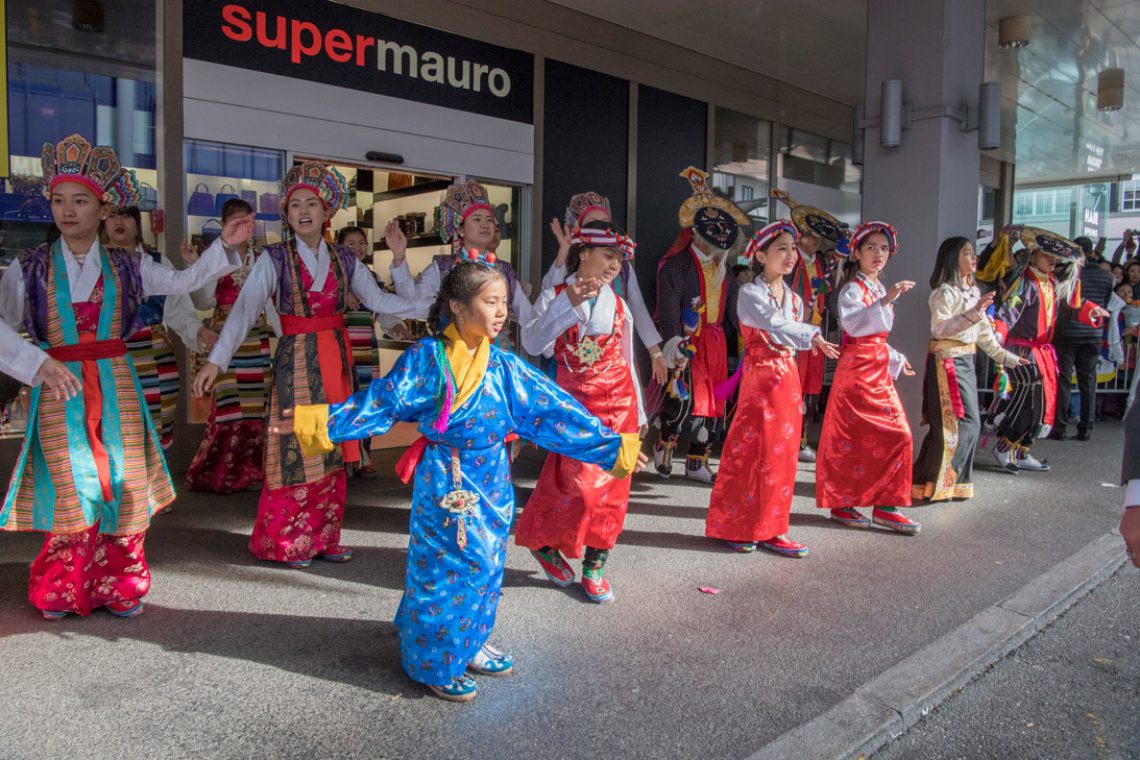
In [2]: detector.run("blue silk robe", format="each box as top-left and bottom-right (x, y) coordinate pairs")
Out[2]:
(326, 338), (625, 685)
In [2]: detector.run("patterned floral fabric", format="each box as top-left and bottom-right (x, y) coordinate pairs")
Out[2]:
(29, 525), (149, 615)
(324, 339), (624, 686)
(249, 470), (346, 562)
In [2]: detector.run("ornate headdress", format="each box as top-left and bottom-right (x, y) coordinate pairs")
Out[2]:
(1019, 226), (1082, 262)
(770, 189), (851, 255)
(440, 179), (494, 248)
(564, 191), (612, 229)
(677, 167), (749, 228)
(569, 226), (636, 261)
(41, 133), (141, 206)
(850, 221), (899, 256)
(279, 162), (350, 218)
(745, 219), (800, 258)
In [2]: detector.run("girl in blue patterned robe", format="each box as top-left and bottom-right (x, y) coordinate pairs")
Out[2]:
(287, 261), (641, 701)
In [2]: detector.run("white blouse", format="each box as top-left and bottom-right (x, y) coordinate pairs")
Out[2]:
(205, 238), (428, 371)
(523, 276), (646, 427)
(928, 282), (1019, 368)
(541, 262), (662, 350)
(836, 273), (907, 379)
(0, 238), (236, 386)
(390, 256), (534, 329)
(737, 279), (819, 350)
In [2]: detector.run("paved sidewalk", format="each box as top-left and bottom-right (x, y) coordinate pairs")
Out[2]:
(0, 422), (1128, 759)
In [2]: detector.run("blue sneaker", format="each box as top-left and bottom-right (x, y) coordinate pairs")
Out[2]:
(467, 643), (514, 676)
(724, 540), (757, 553)
(429, 674), (478, 702)
(41, 609), (69, 621)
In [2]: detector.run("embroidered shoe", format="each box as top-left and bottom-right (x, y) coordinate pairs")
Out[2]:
(798, 445), (817, 463)
(581, 572), (614, 603)
(684, 455), (716, 484)
(1016, 452), (1051, 472)
(723, 540), (757, 552)
(830, 507), (871, 528)
(758, 535), (810, 558)
(41, 609), (69, 621)
(992, 447), (1019, 474)
(319, 546), (354, 563)
(872, 508), (921, 536)
(285, 558), (313, 569)
(466, 643), (514, 677)
(106, 599), (145, 618)
(428, 674), (478, 702)
(531, 549), (575, 587)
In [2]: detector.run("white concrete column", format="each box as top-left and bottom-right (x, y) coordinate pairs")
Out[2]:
(860, 0), (988, 441)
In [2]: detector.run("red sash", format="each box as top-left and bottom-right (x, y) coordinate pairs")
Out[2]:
(279, 313), (359, 463)
(1009, 338), (1059, 426)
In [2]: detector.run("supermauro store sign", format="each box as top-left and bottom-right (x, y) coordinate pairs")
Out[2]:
(184, 0), (534, 124)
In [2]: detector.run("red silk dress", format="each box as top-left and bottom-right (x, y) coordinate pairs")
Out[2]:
(816, 279), (913, 509)
(706, 322), (804, 542)
(515, 298), (639, 557)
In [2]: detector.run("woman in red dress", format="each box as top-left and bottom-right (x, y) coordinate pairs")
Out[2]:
(515, 221), (644, 603)
(816, 222), (922, 535)
(706, 221), (838, 555)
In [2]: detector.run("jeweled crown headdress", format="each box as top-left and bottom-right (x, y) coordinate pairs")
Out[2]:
(564, 191), (611, 229)
(41, 133), (142, 207)
(280, 162), (350, 218)
(440, 179), (494, 248)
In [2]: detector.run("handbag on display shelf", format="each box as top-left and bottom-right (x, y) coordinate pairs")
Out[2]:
(259, 192), (280, 216)
(138, 182), (159, 211)
(241, 189), (257, 208)
(188, 183), (214, 216)
(200, 218), (223, 246)
(214, 183), (239, 214)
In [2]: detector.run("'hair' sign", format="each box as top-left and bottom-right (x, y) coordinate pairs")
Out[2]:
(185, 0), (534, 124)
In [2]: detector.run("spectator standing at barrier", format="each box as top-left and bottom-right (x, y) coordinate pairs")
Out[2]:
(1049, 237), (1115, 441)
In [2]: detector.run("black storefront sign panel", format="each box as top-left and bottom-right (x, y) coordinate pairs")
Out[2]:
(185, 0), (534, 124)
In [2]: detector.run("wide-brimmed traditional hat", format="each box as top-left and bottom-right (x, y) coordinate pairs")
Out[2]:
(770, 189), (851, 254)
(1019, 226), (1082, 261)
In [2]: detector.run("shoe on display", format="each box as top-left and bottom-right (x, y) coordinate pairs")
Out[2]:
(1016, 452), (1051, 472)
(580, 572), (614, 603)
(106, 599), (145, 618)
(992, 447), (1019, 474)
(531, 549), (575, 587)
(429, 674), (478, 702)
(829, 507), (871, 529)
(466, 643), (514, 676)
(758, 535), (809, 558)
(798, 446), (817, 463)
(871, 508), (921, 536)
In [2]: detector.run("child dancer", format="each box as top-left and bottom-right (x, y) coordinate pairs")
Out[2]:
(515, 221), (646, 602)
(191, 162), (427, 568)
(0, 134), (237, 618)
(281, 259), (642, 701)
(166, 198), (275, 494)
(706, 221), (839, 555)
(544, 192), (668, 385)
(912, 237), (1026, 500)
(816, 222), (921, 535)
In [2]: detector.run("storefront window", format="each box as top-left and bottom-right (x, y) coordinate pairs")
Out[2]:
(775, 125), (861, 231)
(711, 107), (772, 227)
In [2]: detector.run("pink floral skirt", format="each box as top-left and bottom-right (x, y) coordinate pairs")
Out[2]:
(185, 419), (265, 494)
(29, 525), (149, 615)
(248, 470), (347, 562)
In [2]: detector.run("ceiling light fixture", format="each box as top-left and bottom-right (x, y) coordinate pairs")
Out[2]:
(998, 16), (1030, 49)
(1097, 68), (1124, 112)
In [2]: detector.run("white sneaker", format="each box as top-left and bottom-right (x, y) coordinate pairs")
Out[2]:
(992, 448), (1018, 474)
(798, 446), (817, 463)
(1016, 452), (1051, 472)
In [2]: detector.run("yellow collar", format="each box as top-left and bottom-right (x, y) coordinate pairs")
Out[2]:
(443, 323), (490, 411)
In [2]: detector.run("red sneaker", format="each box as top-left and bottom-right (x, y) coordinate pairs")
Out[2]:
(830, 507), (871, 529)
(531, 549), (575, 587)
(758, 535), (809, 558)
(872, 508), (921, 536)
(580, 573), (614, 603)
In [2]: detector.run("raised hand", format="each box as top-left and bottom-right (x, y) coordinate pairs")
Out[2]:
(385, 218), (407, 263)
(179, 239), (200, 265)
(566, 276), (602, 307)
(972, 290), (996, 318)
(220, 212), (255, 247)
(551, 218), (573, 267)
(884, 280), (916, 305)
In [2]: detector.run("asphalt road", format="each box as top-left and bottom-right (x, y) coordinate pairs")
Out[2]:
(0, 421), (1129, 759)
(874, 566), (1140, 760)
